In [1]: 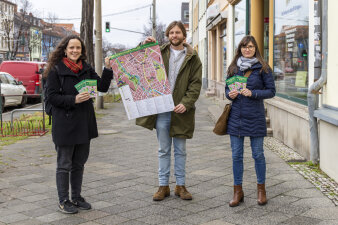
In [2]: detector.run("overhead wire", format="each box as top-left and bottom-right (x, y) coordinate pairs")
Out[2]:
(41, 4), (152, 21)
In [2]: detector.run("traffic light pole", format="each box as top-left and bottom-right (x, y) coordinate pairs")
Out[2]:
(152, 0), (156, 38)
(95, 0), (104, 109)
(0, 83), (2, 133)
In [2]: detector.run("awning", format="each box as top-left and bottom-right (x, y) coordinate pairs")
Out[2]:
(207, 10), (228, 31)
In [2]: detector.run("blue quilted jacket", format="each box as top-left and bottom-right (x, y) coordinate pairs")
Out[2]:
(225, 62), (276, 137)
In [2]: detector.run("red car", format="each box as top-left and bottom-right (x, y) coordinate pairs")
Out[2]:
(0, 61), (46, 101)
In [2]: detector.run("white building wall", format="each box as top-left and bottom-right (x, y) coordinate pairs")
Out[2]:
(0, 2), (14, 56)
(192, 0), (199, 48)
(325, 0), (338, 108)
(198, 0), (207, 88)
(188, 0), (193, 43)
(318, 0), (338, 183)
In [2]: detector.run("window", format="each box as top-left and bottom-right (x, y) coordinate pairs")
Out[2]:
(221, 23), (227, 81)
(0, 74), (9, 84)
(274, 0), (309, 104)
(184, 10), (189, 20)
(5, 73), (17, 85)
(234, 0), (247, 48)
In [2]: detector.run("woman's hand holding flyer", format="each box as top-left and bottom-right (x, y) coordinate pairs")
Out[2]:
(75, 79), (98, 98)
(226, 76), (248, 93)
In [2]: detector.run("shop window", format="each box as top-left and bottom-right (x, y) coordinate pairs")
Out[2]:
(274, 0), (309, 105)
(234, 0), (247, 49)
(184, 10), (189, 20)
(220, 23), (227, 81)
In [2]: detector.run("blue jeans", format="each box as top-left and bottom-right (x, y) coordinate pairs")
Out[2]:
(230, 135), (266, 185)
(156, 112), (186, 186)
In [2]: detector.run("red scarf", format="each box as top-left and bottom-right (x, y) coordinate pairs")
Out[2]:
(62, 57), (83, 74)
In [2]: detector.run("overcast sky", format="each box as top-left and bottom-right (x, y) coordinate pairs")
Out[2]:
(27, 0), (188, 48)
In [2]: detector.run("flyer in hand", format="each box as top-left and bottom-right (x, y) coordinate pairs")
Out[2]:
(75, 79), (97, 97)
(225, 76), (248, 93)
(110, 42), (175, 120)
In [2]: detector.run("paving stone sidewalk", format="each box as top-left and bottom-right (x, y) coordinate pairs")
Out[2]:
(0, 94), (337, 225)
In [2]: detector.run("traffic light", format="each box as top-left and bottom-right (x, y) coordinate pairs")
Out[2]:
(105, 22), (110, 32)
(302, 50), (307, 57)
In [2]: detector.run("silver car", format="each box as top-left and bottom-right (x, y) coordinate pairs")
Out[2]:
(0, 72), (27, 112)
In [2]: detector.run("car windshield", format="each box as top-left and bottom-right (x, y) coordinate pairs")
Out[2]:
(5, 74), (17, 85)
(0, 74), (9, 84)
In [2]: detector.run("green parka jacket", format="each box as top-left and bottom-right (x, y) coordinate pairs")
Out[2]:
(136, 42), (202, 139)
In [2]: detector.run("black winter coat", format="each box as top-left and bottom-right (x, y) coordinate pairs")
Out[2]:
(47, 61), (113, 145)
(225, 63), (275, 137)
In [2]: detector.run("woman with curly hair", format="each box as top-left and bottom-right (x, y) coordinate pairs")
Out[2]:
(44, 35), (113, 214)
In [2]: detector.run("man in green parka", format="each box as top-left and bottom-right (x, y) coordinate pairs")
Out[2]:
(136, 21), (202, 201)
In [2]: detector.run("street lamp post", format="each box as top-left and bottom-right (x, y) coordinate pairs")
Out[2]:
(95, 0), (104, 109)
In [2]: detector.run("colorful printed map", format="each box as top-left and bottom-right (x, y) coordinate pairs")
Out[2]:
(110, 42), (174, 120)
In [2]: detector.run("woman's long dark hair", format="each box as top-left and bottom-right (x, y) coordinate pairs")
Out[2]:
(43, 35), (87, 78)
(227, 35), (270, 78)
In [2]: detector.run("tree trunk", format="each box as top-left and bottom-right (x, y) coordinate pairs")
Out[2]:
(80, 0), (94, 68)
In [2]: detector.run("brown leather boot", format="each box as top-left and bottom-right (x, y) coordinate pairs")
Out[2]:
(229, 185), (244, 207)
(174, 185), (192, 200)
(257, 183), (267, 205)
(153, 186), (170, 201)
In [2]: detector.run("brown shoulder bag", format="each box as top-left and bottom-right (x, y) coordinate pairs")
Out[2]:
(213, 70), (252, 135)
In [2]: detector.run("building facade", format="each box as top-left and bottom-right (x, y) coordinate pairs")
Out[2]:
(0, 0), (15, 62)
(190, 0), (338, 182)
(313, 0), (338, 183)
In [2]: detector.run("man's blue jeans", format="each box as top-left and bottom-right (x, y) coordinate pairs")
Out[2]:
(156, 112), (186, 186)
(230, 135), (266, 185)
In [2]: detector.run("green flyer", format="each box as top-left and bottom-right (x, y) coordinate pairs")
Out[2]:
(225, 76), (248, 92)
(75, 79), (97, 98)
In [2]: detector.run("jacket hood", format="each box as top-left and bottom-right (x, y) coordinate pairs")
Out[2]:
(161, 42), (195, 57)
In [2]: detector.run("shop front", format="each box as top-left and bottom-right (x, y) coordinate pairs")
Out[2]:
(273, 0), (309, 105)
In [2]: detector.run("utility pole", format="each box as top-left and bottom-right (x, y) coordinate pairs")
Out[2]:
(95, 0), (104, 109)
(152, 0), (156, 38)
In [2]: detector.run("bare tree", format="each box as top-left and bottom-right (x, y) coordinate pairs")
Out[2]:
(141, 21), (167, 46)
(2, 0), (32, 59)
(42, 12), (59, 60)
(2, 16), (14, 59)
(102, 38), (126, 57)
(80, 0), (94, 67)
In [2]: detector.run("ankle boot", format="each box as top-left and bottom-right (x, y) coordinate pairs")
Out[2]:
(257, 183), (267, 205)
(174, 185), (192, 200)
(153, 186), (170, 201)
(229, 185), (244, 207)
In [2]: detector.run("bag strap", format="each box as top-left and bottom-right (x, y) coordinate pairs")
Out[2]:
(55, 65), (65, 93)
(244, 70), (252, 78)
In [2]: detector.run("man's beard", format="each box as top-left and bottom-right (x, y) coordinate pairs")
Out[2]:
(170, 38), (184, 46)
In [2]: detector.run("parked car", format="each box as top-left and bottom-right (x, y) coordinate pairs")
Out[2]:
(0, 72), (27, 112)
(273, 66), (284, 81)
(0, 61), (46, 101)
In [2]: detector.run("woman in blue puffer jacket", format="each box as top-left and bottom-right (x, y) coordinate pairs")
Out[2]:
(225, 35), (275, 207)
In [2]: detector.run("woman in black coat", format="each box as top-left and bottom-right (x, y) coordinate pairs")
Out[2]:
(43, 35), (113, 214)
(225, 35), (275, 207)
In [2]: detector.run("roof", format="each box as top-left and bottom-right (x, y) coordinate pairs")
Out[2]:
(0, 0), (16, 6)
(55, 23), (74, 31)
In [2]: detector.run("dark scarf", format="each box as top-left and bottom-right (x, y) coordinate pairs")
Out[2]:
(62, 57), (83, 74)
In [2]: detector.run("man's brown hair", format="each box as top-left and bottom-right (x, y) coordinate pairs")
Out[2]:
(165, 21), (187, 38)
